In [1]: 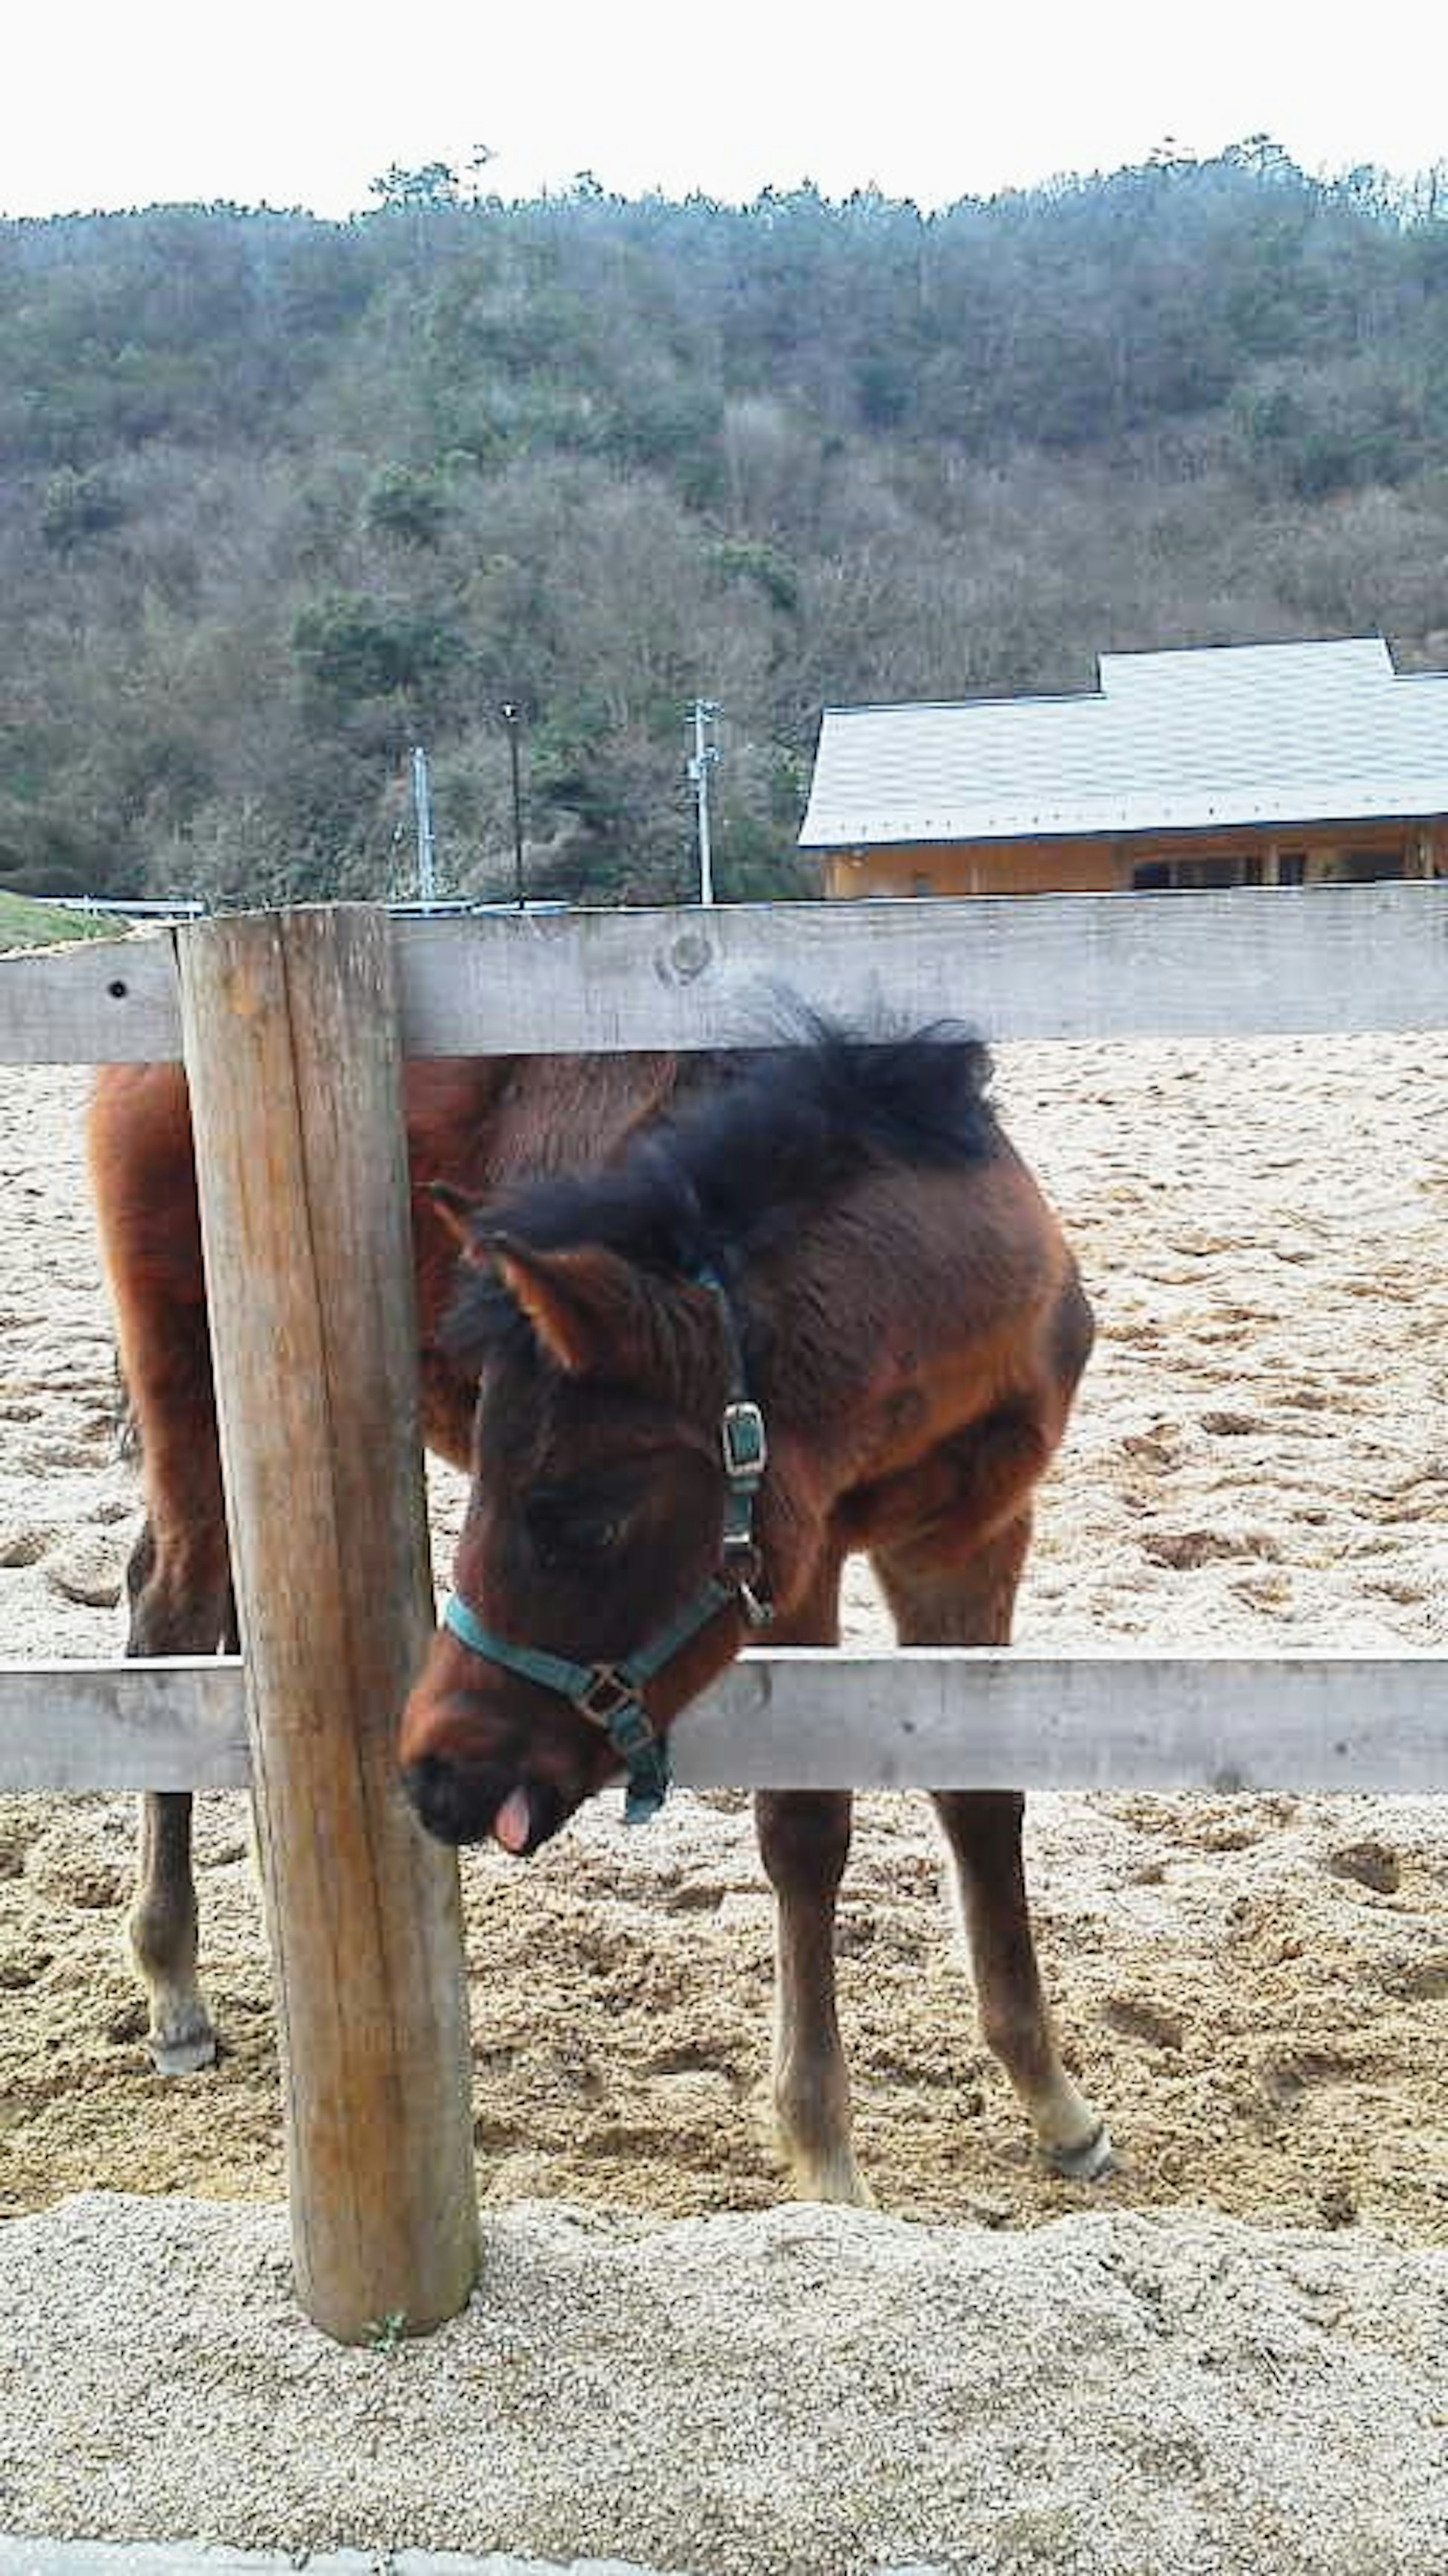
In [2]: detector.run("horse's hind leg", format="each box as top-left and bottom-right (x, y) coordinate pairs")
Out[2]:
(753, 1556), (870, 2205)
(873, 1515), (1112, 2181)
(120, 1351), (233, 2076)
(131, 1794), (209, 2075)
(933, 1788), (1111, 2179)
(90, 1067), (232, 2073)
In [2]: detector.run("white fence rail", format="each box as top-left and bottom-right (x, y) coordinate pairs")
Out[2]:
(5, 880), (1447, 1063)
(5, 1647), (1447, 1797)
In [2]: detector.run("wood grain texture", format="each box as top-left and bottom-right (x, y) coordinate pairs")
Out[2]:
(5, 881), (1446, 1062)
(5, 1650), (1444, 1796)
(175, 905), (478, 2342)
(678, 1648), (1448, 1793)
(394, 880), (1448, 1048)
(0, 929), (179, 1061)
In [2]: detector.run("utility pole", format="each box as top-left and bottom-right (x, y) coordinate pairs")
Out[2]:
(688, 698), (720, 906)
(500, 703), (525, 909)
(411, 745), (437, 907)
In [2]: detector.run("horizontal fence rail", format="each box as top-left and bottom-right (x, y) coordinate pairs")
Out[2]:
(5, 881), (1447, 1063)
(0, 1659), (250, 1790)
(5, 1650), (1446, 1797)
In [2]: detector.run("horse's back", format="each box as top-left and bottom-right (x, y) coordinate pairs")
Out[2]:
(87, 1052), (687, 1471)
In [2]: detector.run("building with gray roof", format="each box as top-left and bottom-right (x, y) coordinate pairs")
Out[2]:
(799, 637), (1448, 898)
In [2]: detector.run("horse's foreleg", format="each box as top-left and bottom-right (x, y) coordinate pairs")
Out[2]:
(873, 1515), (1112, 2181)
(756, 1787), (866, 2205)
(752, 1555), (868, 2204)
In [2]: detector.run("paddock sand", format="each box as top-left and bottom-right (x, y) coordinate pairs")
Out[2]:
(1, 1035), (1446, 2572)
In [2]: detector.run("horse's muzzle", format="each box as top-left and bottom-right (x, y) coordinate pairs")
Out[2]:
(401, 1755), (568, 1857)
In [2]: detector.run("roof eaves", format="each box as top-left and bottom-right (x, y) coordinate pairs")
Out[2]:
(817, 681), (1104, 722)
(799, 790), (1448, 851)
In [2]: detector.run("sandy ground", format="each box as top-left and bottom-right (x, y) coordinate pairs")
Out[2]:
(2, 2191), (1445, 2575)
(1, 1033), (1446, 2570)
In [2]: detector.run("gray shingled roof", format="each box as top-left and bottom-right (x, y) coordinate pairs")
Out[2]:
(798, 638), (1448, 849)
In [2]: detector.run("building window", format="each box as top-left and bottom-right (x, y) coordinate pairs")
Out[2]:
(1173, 859), (1250, 890)
(1318, 850), (1407, 884)
(1131, 856), (1246, 891)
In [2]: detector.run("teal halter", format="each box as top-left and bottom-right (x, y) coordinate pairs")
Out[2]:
(441, 1268), (773, 1825)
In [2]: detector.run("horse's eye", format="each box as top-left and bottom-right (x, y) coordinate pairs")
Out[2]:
(565, 1512), (624, 1563)
(526, 1497), (628, 1570)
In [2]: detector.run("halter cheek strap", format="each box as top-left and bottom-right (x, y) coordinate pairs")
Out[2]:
(442, 1267), (773, 1826)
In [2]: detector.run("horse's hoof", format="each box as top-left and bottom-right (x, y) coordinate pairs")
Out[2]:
(148, 2027), (217, 2077)
(1046, 2119), (1115, 2183)
(790, 2156), (876, 2208)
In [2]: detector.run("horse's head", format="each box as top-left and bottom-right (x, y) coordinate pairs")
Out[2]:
(400, 1216), (772, 1856)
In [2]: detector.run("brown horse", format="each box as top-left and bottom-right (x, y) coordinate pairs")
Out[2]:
(90, 1015), (1110, 2203)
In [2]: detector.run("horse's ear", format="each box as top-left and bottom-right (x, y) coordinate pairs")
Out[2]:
(487, 1236), (643, 1377)
(427, 1181), (487, 1254)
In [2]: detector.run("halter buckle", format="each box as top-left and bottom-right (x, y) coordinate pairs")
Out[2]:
(721, 1400), (767, 1483)
(575, 1664), (643, 1730)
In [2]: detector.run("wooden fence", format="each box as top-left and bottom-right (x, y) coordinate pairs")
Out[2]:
(2, 885), (1445, 2341)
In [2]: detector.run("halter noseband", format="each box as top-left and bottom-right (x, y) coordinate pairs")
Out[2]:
(441, 1267), (773, 1826)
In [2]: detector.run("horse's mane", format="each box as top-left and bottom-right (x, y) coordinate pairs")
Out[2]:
(444, 1007), (999, 1364)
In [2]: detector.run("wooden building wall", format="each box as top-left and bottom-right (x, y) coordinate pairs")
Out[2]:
(820, 818), (1448, 901)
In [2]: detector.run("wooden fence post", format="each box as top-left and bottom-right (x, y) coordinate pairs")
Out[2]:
(176, 905), (478, 2342)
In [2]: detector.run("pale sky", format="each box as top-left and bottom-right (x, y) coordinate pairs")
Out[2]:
(4, 0), (1445, 220)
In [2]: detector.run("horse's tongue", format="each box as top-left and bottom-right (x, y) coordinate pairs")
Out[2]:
(493, 1786), (533, 1855)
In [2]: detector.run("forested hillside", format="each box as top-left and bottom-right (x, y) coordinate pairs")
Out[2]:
(3, 142), (1446, 908)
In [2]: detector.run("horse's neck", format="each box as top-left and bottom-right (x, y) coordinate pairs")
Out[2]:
(480, 1052), (685, 1192)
